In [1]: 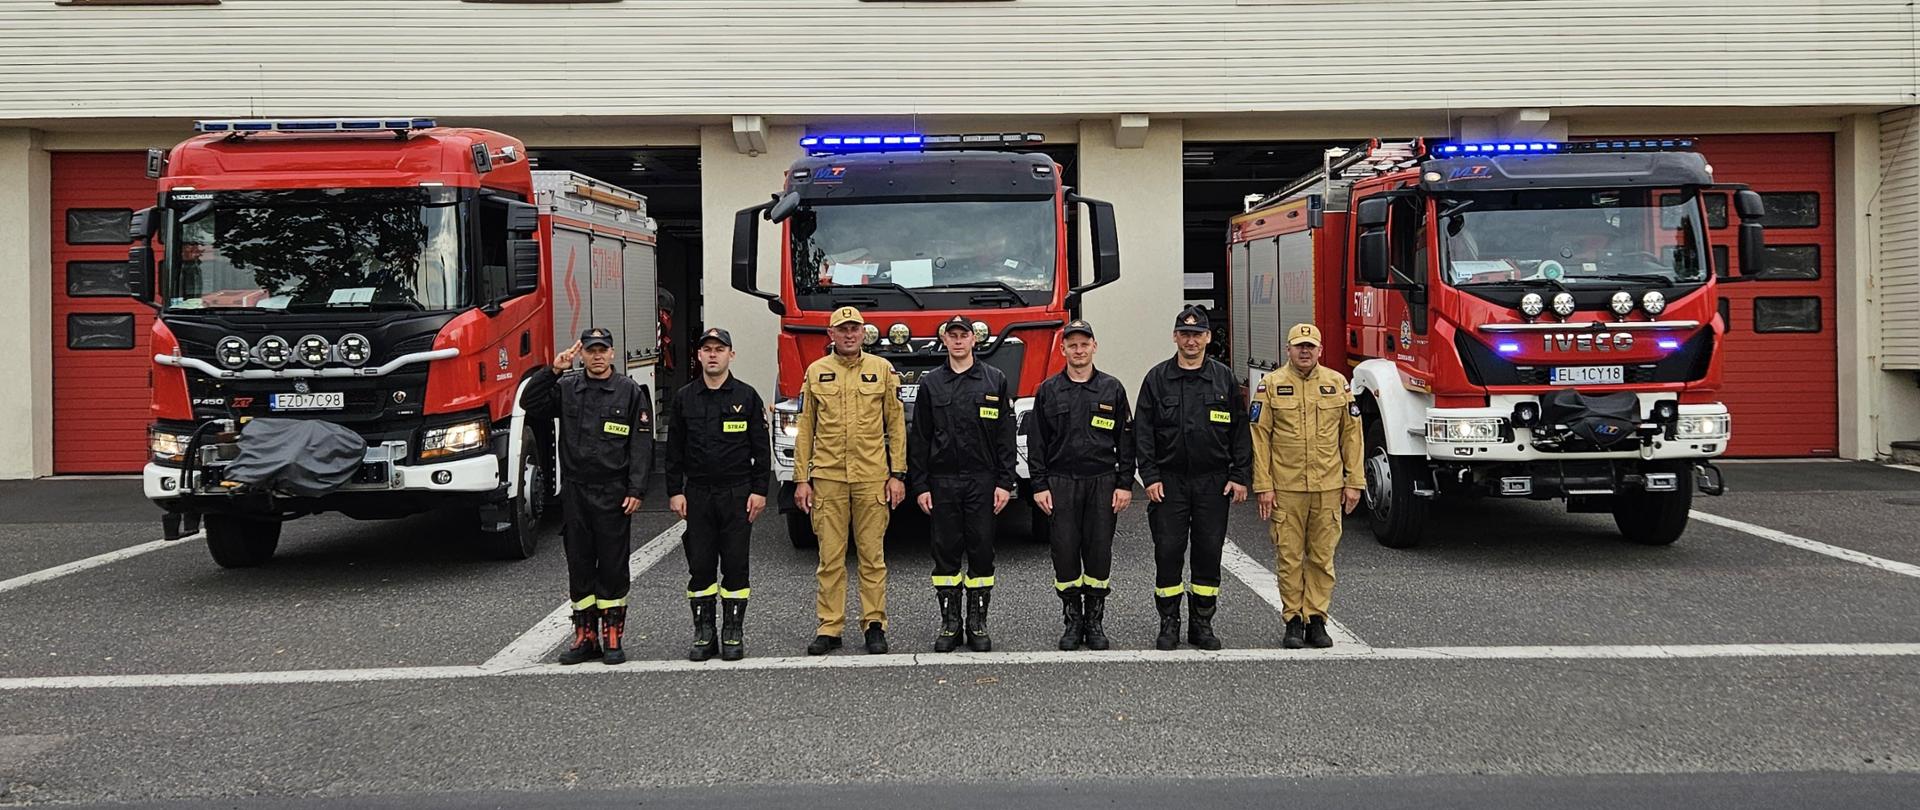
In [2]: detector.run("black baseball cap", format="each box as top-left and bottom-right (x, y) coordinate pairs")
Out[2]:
(1063, 319), (1095, 339)
(579, 327), (614, 349)
(1174, 307), (1210, 334)
(698, 327), (733, 348)
(941, 314), (974, 334)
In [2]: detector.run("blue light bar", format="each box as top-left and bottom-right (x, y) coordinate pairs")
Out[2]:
(1497, 342), (1522, 354)
(1432, 138), (1695, 157)
(800, 132), (1034, 153)
(1657, 338), (1682, 351)
(193, 117), (437, 134)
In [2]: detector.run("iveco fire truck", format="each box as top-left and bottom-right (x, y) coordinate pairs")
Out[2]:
(732, 132), (1120, 547)
(1228, 139), (1764, 547)
(128, 118), (659, 568)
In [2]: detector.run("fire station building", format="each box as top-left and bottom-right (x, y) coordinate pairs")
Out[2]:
(1, 0), (1916, 478)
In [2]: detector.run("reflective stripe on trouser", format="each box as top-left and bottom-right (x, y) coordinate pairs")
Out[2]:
(1146, 470), (1229, 596)
(929, 475), (996, 588)
(562, 478), (634, 610)
(683, 481), (752, 596)
(1270, 488), (1342, 622)
(811, 477), (890, 634)
(1046, 473), (1116, 591)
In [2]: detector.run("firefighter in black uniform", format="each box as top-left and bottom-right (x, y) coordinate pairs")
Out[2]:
(1134, 306), (1251, 651)
(1025, 319), (1134, 651)
(520, 327), (653, 666)
(665, 327), (770, 662)
(912, 314), (1018, 652)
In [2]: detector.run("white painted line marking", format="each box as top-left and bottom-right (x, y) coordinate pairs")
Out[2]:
(481, 521), (687, 672)
(1220, 535), (1372, 651)
(1887, 464), (1920, 475)
(0, 533), (201, 596)
(1691, 510), (1920, 580)
(1717, 458), (1849, 465)
(10, 643), (1920, 691)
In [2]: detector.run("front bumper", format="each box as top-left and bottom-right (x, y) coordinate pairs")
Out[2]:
(145, 452), (501, 502)
(1422, 395), (1729, 463)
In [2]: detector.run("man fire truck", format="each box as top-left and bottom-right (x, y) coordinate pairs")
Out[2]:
(128, 118), (659, 568)
(1227, 139), (1764, 547)
(732, 132), (1121, 547)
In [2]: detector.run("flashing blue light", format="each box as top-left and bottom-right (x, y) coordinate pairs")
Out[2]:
(800, 132), (927, 153)
(1657, 338), (1682, 351)
(1497, 342), (1522, 354)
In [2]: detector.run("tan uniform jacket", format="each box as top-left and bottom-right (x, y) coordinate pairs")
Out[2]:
(1249, 364), (1364, 494)
(793, 351), (907, 485)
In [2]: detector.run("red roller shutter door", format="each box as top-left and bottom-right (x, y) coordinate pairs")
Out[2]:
(51, 152), (154, 474)
(1690, 134), (1838, 457)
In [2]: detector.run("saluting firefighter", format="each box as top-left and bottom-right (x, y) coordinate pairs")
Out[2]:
(1133, 306), (1251, 651)
(1024, 319), (1134, 651)
(793, 306), (909, 656)
(520, 327), (654, 666)
(664, 327), (769, 661)
(911, 314), (1018, 653)
(1249, 323), (1364, 649)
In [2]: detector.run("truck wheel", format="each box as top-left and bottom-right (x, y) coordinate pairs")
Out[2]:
(204, 515), (281, 568)
(1363, 416), (1429, 549)
(787, 510), (818, 550)
(1612, 467), (1694, 546)
(484, 426), (547, 561)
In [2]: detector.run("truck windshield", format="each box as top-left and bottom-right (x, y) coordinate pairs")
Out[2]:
(163, 188), (465, 312)
(1437, 188), (1709, 287)
(790, 199), (1057, 310)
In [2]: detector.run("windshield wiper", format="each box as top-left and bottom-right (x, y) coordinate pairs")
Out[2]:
(1463, 277), (1567, 291)
(829, 283), (926, 309)
(926, 281), (1027, 303)
(1586, 273), (1686, 284)
(283, 301), (424, 312)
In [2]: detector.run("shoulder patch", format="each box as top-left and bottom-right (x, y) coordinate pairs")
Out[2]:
(1249, 402), (1263, 423)
(1255, 384), (1266, 394)
(1349, 402), (1362, 418)
(818, 372), (836, 382)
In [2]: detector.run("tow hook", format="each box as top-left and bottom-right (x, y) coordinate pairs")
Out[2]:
(1693, 462), (1727, 496)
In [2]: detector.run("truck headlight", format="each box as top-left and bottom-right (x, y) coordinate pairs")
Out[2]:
(1427, 416), (1508, 443)
(1609, 291), (1634, 316)
(862, 324), (880, 346)
(1674, 413), (1730, 440)
(888, 323), (911, 345)
(773, 398), (802, 439)
(420, 418), (489, 460)
(1519, 293), (1544, 319)
(149, 427), (193, 463)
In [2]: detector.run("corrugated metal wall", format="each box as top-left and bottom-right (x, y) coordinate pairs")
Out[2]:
(1882, 107), (1919, 372)
(0, 0), (1911, 120)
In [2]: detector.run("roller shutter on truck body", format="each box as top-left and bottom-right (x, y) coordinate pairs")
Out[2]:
(1228, 240), (1251, 384)
(536, 171), (659, 406)
(51, 152), (154, 474)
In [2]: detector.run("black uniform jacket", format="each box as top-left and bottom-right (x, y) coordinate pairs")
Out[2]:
(521, 366), (654, 499)
(663, 374), (770, 498)
(1132, 356), (1252, 487)
(1024, 367), (1135, 492)
(908, 360), (1018, 496)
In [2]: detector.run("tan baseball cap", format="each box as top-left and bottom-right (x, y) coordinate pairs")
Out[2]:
(1287, 323), (1324, 346)
(830, 306), (865, 327)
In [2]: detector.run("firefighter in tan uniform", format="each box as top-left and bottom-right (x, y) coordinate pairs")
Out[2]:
(793, 306), (908, 656)
(1248, 323), (1364, 649)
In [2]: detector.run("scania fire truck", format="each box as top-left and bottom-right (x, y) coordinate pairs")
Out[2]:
(732, 132), (1120, 547)
(1227, 138), (1764, 547)
(128, 118), (659, 568)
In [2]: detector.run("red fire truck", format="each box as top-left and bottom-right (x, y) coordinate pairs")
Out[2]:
(1228, 139), (1765, 547)
(127, 118), (658, 568)
(732, 132), (1120, 547)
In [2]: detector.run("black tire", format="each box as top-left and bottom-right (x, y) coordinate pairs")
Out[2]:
(1612, 465), (1694, 545)
(204, 515), (281, 568)
(1363, 414), (1430, 549)
(787, 509), (818, 549)
(484, 426), (546, 561)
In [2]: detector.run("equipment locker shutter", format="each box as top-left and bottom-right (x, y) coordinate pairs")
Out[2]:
(1692, 134), (1839, 457)
(1246, 236), (1279, 378)
(51, 152), (153, 474)
(1228, 242), (1250, 384)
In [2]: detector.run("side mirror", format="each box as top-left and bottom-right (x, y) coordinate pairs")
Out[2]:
(768, 191), (802, 224)
(732, 202), (784, 315)
(1067, 193), (1120, 298)
(1733, 189), (1766, 220)
(504, 199), (539, 233)
(1357, 229), (1389, 284)
(1355, 197), (1390, 228)
(1737, 222), (1766, 278)
(127, 244), (155, 303)
(129, 206), (159, 241)
(507, 238), (541, 296)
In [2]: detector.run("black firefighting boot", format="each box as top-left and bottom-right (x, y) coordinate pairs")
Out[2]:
(688, 596), (718, 662)
(1082, 589), (1112, 651)
(1306, 615), (1335, 649)
(719, 598), (747, 661)
(1154, 593), (1182, 651)
(1282, 617), (1307, 649)
(965, 587), (993, 652)
(864, 622), (889, 655)
(1057, 587), (1085, 651)
(933, 587), (965, 653)
(1187, 592), (1223, 651)
(557, 608), (601, 665)
(600, 606), (628, 666)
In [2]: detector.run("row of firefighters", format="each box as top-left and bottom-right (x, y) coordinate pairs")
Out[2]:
(523, 305), (1362, 665)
